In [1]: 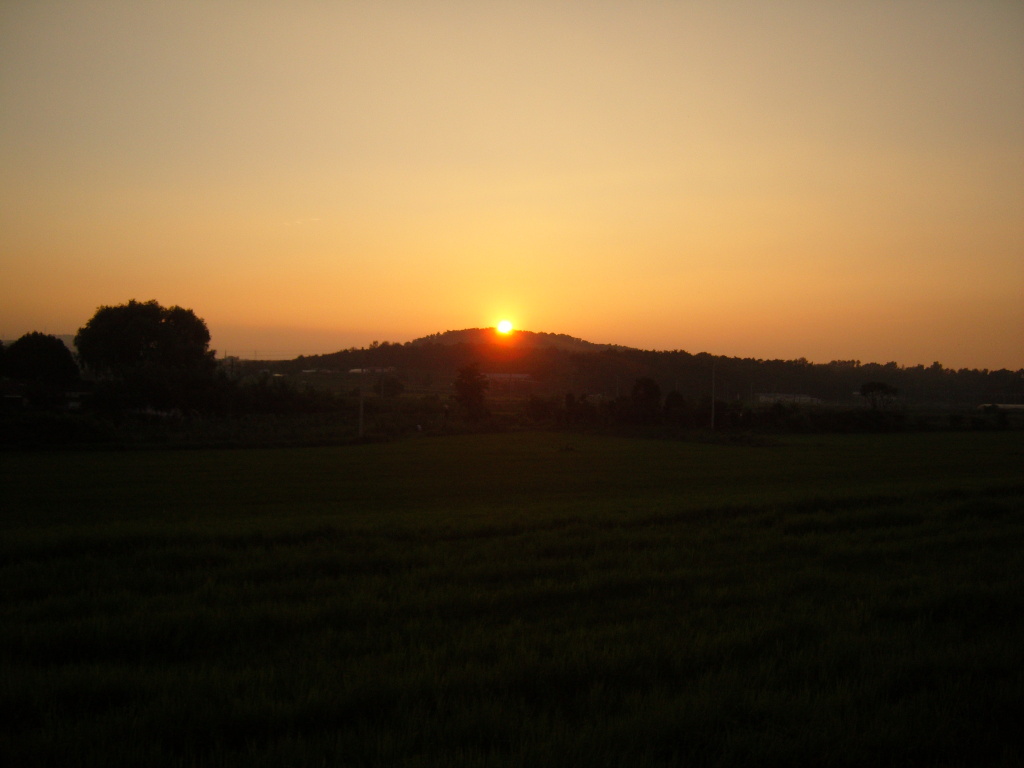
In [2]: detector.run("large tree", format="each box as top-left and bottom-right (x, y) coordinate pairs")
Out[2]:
(75, 300), (216, 407)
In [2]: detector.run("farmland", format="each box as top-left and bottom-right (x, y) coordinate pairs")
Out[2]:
(2, 431), (1022, 766)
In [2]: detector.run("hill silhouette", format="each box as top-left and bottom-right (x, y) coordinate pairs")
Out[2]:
(261, 326), (1022, 411)
(410, 327), (625, 353)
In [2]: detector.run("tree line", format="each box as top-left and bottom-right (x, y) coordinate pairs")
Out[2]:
(3, 300), (1021, 446)
(278, 338), (1023, 409)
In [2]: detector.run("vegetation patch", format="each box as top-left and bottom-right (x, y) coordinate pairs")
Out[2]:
(2, 432), (1022, 766)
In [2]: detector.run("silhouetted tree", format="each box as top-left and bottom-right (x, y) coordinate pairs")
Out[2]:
(5, 333), (79, 388)
(860, 381), (899, 411)
(453, 363), (489, 420)
(630, 377), (662, 422)
(3, 333), (79, 409)
(663, 390), (692, 425)
(76, 300), (213, 378)
(75, 300), (215, 408)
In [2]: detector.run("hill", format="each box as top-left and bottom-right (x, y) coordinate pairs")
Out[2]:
(260, 327), (1022, 410)
(410, 327), (625, 353)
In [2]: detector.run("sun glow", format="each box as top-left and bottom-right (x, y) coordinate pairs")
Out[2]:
(497, 320), (513, 334)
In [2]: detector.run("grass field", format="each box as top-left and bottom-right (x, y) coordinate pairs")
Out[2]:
(2, 431), (1023, 767)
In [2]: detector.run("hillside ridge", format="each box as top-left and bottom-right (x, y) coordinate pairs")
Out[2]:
(410, 327), (628, 353)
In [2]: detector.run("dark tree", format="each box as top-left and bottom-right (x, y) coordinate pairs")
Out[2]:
(4, 333), (80, 387)
(2, 333), (79, 409)
(75, 300), (216, 408)
(663, 390), (692, 425)
(453, 363), (489, 420)
(630, 377), (662, 422)
(860, 381), (899, 411)
(76, 300), (214, 378)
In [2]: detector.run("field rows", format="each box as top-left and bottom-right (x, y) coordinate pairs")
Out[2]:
(2, 432), (1022, 766)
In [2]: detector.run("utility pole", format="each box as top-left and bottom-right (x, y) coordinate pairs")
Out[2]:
(358, 369), (365, 439)
(710, 359), (716, 431)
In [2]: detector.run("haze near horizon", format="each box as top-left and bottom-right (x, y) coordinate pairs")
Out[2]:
(2, 2), (1021, 369)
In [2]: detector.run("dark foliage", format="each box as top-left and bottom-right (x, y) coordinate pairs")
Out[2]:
(860, 380), (899, 411)
(453, 363), (489, 420)
(2, 332), (80, 409)
(4, 332), (79, 387)
(282, 337), (1022, 410)
(24, 317), (1020, 443)
(75, 300), (216, 410)
(663, 390), (694, 426)
(630, 377), (662, 422)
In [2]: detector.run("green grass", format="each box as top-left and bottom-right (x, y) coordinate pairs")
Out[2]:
(2, 432), (1023, 766)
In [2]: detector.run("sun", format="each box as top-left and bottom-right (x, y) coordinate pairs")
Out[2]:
(497, 320), (513, 334)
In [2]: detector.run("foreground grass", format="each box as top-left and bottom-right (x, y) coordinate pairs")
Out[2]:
(2, 432), (1022, 767)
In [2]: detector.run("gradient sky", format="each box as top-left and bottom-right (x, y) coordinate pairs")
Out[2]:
(2, 1), (1022, 368)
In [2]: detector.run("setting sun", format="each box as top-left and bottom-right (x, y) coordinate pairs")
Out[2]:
(497, 320), (513, 334)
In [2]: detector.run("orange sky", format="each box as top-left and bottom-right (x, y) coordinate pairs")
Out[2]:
(2, 1), (1022, 368)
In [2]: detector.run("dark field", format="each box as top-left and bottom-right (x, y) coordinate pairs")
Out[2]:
(2, 432), (1023, 767)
